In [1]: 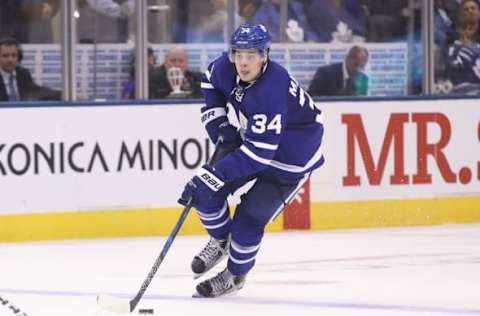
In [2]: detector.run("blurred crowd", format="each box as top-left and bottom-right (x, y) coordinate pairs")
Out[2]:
(1, 0), (480, 100)
(1, 0), (415, 44)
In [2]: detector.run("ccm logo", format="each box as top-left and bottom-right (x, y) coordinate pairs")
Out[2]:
(200, 173), (223, 190)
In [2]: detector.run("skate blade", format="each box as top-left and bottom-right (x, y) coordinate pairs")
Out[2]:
(191, 288), (242, 298)
(192, 291), (208, 298)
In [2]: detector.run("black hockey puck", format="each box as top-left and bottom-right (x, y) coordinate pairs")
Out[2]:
(138, 308), (154, 314)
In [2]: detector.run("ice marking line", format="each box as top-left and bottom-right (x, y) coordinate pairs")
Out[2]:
(1, 288), (480, 315)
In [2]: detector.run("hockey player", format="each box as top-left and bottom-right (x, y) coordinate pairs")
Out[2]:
(178, 23), (325, 298)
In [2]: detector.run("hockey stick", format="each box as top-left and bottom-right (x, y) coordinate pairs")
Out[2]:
(97, 199), (193, 314)
(97, 143), (230, 313)
(0, 295), (30, 316)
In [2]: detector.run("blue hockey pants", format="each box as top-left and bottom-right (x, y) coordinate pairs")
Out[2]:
(194, 171), (308, 276)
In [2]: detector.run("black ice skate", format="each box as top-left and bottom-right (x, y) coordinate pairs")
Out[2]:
(191, 237), (229, 279)
(194, 267), (246, 298)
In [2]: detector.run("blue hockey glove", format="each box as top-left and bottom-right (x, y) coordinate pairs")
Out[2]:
(178, 165), (226, 208)
(217, 122), (241, 144)
(211, 123), (242, 163)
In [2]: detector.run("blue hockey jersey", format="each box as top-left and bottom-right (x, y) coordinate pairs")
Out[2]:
(447, 40), (480, 86)
(200, 53), (324, 182)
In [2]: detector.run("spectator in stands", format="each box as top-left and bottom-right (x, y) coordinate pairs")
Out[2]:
(446, 9), (480, 92)
(77, 0), (134, 43)
(0, 37), (61, 101)
(459, 0), (480, 41)
(0, 1), (29, 43)
(0, 0), (61, 43)
(203, 0), (241, 42)
(122, 47), (157, 99)
(251, 0), (317, 42)
(184, 0), (243, 43)
(433, 0), (460, 80)
(25, 0), (61, 43)
(305, 0), (367, 43)
(238, 0), (262, 22)
(460, 0), (480, 22)
(149, 46), (202, 99)
(434, 0), (459, 48)
(308, 45), (369, 96)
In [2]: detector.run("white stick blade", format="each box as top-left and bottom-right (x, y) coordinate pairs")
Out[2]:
(97, 293), (131, 314)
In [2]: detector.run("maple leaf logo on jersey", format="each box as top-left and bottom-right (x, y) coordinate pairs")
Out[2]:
(232, 85), (245, 102)
(240, 27), (251, 34)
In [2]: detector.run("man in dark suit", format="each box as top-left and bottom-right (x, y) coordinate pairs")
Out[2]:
(149, 46), (202, 99)
(0, 37), (61, 102)
(308, 45), (369, 97)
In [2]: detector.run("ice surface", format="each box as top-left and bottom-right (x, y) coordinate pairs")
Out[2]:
(1, 224), (479, 316)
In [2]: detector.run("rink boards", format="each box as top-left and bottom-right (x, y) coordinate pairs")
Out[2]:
(0, 98), (479, 241)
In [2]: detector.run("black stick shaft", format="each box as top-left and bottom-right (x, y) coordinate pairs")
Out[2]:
(129, 202), (192, 312)
(127, 141), (227, 311)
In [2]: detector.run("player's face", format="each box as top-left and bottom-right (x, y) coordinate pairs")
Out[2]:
(0, 45), (19, 73)
(233, 49), (265, 82)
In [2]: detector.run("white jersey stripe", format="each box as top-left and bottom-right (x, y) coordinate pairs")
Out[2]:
(270, 142), (324, 173)
(240, 143), (324, 173)
(229, 253), (256, 265)
(231, 240), (261, 254)
(203, 216), (230, 230)
(299, 87), (305, 106)
(196, 202), (227, 221)
(201, 82), (214, 89)
(205, 69), (212, 81)
(458, 51), (472, 62)
(240, 145), (272, 166)
(245, 139), (278, 151)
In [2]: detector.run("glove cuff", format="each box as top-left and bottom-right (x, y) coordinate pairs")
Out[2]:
(196, 166), (225, 192)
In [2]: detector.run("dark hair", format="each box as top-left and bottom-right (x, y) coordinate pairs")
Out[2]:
(347, 45), (369, 59)
(0, 37), (23, 62)
(460, 0), (480, 7)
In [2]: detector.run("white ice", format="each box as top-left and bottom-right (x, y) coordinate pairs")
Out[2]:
(1, 224), (479, 316)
